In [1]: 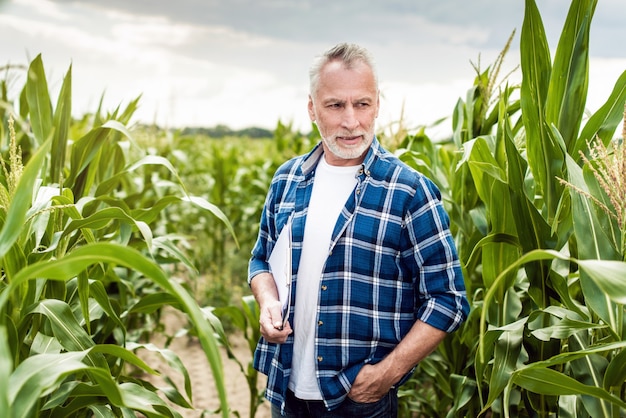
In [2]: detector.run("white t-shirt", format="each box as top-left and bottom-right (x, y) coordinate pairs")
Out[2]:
(288, 155), (360, 399)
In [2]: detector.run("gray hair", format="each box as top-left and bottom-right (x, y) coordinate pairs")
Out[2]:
(309, 42), (378, 96)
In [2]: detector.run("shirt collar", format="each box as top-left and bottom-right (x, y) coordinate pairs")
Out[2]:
(300, 136), (381, 176)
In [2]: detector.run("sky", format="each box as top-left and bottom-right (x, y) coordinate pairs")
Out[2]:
(1, 0), (625, 136)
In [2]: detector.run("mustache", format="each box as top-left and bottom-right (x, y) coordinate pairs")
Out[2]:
(331, 132), (365, 140)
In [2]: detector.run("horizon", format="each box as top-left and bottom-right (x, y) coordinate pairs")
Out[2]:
(2, 0), (625, 138)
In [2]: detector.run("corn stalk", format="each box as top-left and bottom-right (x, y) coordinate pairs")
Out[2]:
(0, 54), (235, 417)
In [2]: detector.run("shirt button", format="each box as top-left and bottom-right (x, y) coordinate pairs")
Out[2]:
(321, 285), (327, 291)
(318, 320), (323, 326)
(317, 356), (323, 362)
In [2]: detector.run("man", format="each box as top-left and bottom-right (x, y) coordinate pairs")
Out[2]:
(248, 42), (469, 417)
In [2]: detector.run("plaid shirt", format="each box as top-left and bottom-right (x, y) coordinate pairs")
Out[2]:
(248, 137), (469, 411)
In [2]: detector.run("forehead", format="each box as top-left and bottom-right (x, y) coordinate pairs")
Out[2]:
(314, 60), (378, 101)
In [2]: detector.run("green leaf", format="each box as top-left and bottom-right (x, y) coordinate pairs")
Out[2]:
(504, 125), (555, 253)
(26, 299), (108, 369)
(529, 307), (606, 341)
(446, 375), (477, 418)
(89, 405), (118, 417)
(479, 249), (564, 361)
(51, 63), (72, 183)
(577, 259), (626, 305)
(0, 137), (51, 259)
(152, 235), (198, 274)
(67, 121), (130, 191)
(546, 0), (594, 149)
(182, 195), (239, 248)
(160, 375), (194, 409)
(575, 69), (626, 157)
(484, 319), (525, 409)
(90, 344), (159, 375)
(523, 340), (626, 370)
(30, 332), (63, 355)
(126, 342), (192, 401)
(61, 206), (153, 250)
(118, 382), (184, 418)
(568, 332), (612, 417)
(0, 327), (12, 416)
(604, 348), (626, 390)
(25, 54), (53, 145)
(128, 292), (180, 314)
(520, 0), (556, 214)
(0, 243), (229, 417)
(564, 153), (620, 329)
(565, 154), (620, 260)
(89, 279), (126, 336)
(511, 368), (626, 409)
(8, 351), (123, 418)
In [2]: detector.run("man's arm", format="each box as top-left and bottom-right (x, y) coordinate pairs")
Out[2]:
(250, 272), (292, 343)
(348, 320), (447, 402)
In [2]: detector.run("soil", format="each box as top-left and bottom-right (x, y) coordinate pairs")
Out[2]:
(137, 307), (271, 418)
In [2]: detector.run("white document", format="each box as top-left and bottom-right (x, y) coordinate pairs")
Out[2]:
(268, 214), (293, 327)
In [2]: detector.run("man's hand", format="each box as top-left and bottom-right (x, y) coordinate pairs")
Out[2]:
(251, 272), (293, 344)
(348, 321), (448, 403)
(348, 363), (394, 403)
(258, 298), (292, 344)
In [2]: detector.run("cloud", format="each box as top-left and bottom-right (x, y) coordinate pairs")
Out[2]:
(2, 0), (624, 134)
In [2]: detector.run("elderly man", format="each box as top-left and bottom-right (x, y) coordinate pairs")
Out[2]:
(248, 42), (469, 418)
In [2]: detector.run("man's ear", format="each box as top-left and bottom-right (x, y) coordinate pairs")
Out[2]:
(308, 95), (316, 121)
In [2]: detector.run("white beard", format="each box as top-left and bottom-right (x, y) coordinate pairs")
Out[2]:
(322, 135), (372, 160)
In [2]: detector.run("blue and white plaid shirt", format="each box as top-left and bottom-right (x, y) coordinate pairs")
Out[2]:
(248, 137), (469, 411)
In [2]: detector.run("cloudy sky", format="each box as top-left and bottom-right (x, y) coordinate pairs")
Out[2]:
(1, 0), (625, 135)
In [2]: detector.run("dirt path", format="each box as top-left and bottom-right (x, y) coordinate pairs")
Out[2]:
(138, 308), (271, 417)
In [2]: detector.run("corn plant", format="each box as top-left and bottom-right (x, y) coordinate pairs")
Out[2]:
(135, 120), (316, 311)
(0, 55), (236, 417)
(210, 295), (263, 418)
(396, 0), (625, 416)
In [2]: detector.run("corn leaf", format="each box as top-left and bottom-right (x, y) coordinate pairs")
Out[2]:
(67, 121), (130, 190)
(484, 319), (525, 409)
(604, 348), (626, 390)
(51, 64), (72, 183)
(61, 206), (153, 250)
(511, 368), (626, 409)
(575, 69), (626, 157)
(564, 154), (620, 328)
(520, 0), (556, 215)
(0, 137), (51, 259)
(0, 242), (229, 417)
(0, 327), (12, 415)
(577, 259), (626, 305)
(88, 279), (126, 333)
(118, 382), (183, 418)
(126, 342), (192, 404)
(568, 332), (613, 417)
(8, 351), (122, 418)
(26, 299), (107, 368)
(128, 292), (180, 314)
(546, 0), (594, 149)
(25, 54), (53, 145)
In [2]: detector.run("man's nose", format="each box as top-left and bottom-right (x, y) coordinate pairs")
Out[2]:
(341, 106), (359, 130)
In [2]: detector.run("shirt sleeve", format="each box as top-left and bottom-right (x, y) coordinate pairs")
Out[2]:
(406, 176), (470, 333)
(248, 185), (275, 285)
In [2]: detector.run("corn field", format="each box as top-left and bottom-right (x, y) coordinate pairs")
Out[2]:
(1, 0), (625, 417)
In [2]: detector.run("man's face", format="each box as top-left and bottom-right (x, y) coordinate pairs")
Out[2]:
(308, 60), (379, 166)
